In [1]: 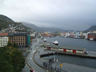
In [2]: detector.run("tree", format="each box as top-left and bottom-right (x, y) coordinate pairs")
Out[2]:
(0, 47), (14, 72)
(0, 45), (25, 72)
(11, 48), (25, 72)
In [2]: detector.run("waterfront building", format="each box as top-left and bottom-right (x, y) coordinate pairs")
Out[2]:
(92, 31), (96, 33)
(65, 32), (70, 37)
(88, 33), (96, 40)
(66, 32), (75, 38)
(74, 32), (80, 38)
(8, 32), (31, 48)
(41, 32), (53, 37)
(60, 33), (65, 37)
(0, 33), (8, 47)
(82, 33), (88, 39)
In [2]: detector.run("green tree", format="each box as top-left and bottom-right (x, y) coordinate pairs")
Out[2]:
(0, 45), (25, 72)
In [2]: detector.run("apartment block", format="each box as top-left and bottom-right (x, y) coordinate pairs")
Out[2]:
(8, 32), (31, 48)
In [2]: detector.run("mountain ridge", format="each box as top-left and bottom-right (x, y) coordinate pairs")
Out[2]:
(0, 15), (31, 31)
(0, 15), (15, 30)
(22, 22), (70, 32)
(85, 25), (96, 32)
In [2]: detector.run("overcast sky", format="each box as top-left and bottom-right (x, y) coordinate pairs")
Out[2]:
(0, 0), (96, 30)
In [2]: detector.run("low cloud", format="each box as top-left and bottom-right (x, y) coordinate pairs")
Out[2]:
(0, 0), (96, 30)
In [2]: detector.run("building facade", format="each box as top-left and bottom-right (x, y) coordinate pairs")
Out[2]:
(88, 33), (96, 40)
(0, 33), (8, 47)
(8, 32), (31, 48)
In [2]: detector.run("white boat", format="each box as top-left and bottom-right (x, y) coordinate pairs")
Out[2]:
(53, 40), (59, 45)
(43, 38), (47, 42)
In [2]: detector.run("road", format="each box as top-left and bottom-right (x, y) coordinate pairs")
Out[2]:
(23, 38), (47, 72)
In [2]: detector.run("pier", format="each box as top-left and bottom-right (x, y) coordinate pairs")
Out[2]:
(41, 43), (96, 59)
(40, 51), (96, 59)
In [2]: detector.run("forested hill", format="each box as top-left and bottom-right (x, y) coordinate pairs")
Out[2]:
(0, 15), (31, 31)
(0, 15), (16, 30)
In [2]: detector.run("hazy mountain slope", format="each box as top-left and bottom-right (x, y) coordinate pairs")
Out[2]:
(0, 15), (31, 31)
(85, 25), (96, 32)
(22, 22), (68, 32)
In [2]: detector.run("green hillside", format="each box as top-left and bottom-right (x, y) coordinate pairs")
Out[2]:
(0, 15), (16, 30)
(0, 15), (31, 32)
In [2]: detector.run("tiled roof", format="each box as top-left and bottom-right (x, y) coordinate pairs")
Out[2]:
(0, 33), (8, 36)
(88, 33), (96, 35)
(8, 32), (27, 36)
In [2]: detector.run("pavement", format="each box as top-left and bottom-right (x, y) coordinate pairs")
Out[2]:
(23, 39), (46, 72)
(52, 62), (96, 72)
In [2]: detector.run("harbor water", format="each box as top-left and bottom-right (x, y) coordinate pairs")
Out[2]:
(44, 37), (96, 69)
(46, 37), (96, 51)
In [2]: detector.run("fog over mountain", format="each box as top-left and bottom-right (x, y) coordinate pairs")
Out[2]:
(22, 22), (71, 32)
(0, 0), (96, 30)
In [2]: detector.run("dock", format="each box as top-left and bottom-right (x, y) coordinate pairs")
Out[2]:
(41, 43), (96, 59)
(40, 51), (96, 59)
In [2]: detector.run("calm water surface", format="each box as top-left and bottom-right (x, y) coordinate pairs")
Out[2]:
(46, 37), (96, 51)
(44, 37), (96, 68)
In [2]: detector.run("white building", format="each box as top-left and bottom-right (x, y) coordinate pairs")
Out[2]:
(82, 33), (88, 39)
(0, 33), (8, 47)
(93, 31), (96, 33)
(30, 32), (36, 38)
(74, 32), (80, 38)
(65, 32), (70, 37)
